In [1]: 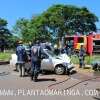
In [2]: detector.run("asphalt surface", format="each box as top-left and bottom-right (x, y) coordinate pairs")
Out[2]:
(0, 64), (100, 100)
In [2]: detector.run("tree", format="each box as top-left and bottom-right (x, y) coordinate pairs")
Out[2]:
(42, 5), (98, 36)
(0, 18), (9, 38)
(0, 18), (11, 52)
(13, 18), (36, 42)
(31, 15), (52, 42)
(13, 17), (51, 43)
(65, 6), (98, 34)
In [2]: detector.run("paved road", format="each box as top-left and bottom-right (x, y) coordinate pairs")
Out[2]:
(0, 65), (100, 100)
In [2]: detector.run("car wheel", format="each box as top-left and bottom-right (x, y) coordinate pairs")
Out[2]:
(54, 65), (65, 75)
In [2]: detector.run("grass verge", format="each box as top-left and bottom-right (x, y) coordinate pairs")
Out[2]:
(0, 52), (12, 61)
(71, 54), (100, 65)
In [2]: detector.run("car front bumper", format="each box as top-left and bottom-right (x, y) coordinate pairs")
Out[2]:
(66, 63), (75, 72)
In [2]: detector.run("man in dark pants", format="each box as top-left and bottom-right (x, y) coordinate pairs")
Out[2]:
(16, 41), (27, 77)
(79, 45), (86, 68)
(31, 41), (42, 82)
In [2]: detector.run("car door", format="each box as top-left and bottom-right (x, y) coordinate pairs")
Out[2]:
(41, 53), (54, 70)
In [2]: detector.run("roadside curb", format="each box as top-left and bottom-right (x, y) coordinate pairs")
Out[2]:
(0, 61), (10, 65)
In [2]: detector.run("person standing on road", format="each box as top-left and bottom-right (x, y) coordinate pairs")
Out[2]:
(31, 41), (42, 82)
(16, 41), (28, 77)
(79, 45), (86, 68)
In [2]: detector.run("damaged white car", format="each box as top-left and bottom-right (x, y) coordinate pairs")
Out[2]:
(40, 49), (75, 75)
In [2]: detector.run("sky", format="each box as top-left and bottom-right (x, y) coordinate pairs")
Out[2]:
(0, 0), (100, 30)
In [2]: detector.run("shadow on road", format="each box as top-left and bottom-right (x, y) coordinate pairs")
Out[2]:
(36, 78), (56, 82)
(70, 70), (77, 75)
(93, 97), (100, 100)
(0, 71), (10, 76)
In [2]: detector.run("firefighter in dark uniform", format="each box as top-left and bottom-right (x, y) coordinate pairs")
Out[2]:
(79, 45), (86, 68)
(31, 41), (42, 82)
(16, 41), (27, 77)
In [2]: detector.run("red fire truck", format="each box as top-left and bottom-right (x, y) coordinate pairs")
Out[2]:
(65, 34), (100, 55)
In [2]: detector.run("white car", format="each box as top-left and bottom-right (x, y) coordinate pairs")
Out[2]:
(40, 49), (75, 75)
(10, 49), (75, 75)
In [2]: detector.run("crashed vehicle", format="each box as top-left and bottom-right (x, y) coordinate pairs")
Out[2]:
(10, 49), (75, 75)
(40, 49), (75, 75)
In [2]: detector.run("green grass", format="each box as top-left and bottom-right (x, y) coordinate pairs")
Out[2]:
(71, 55), (79, 64)
(71, 54), (100, 65)
(0, 52), (12, 61)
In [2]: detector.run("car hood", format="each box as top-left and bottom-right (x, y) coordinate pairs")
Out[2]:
(51, 54), (71, 65)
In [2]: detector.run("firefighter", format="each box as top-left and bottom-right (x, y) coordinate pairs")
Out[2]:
(30, 41), (42, 82)
(79, 45), (86, 68)
(16, 41), (28, 77)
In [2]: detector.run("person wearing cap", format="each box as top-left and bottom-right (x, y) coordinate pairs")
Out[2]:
(16, 40), (27, 77)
